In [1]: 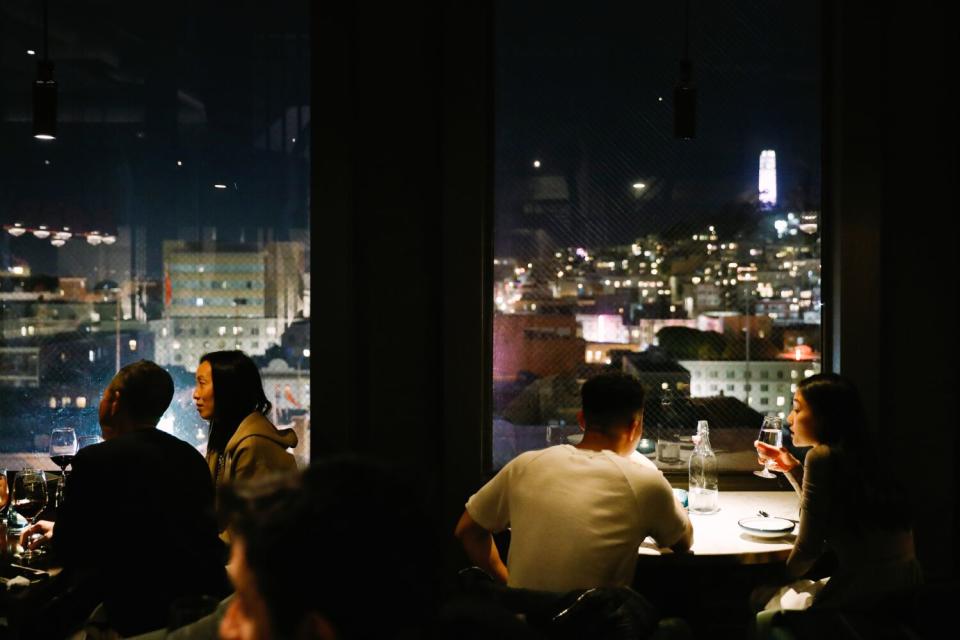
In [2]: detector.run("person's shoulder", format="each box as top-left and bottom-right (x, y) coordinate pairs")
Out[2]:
(805, 443), (834, 464)
(492, 446), (564, 478)
(72, 439), (110, 466)
(229, 412), (296, 449)
(803, 444), (841, 477)
(607, 450), (661, 476)
(516, 445), (572, 467)
(131, 429), (208, 467)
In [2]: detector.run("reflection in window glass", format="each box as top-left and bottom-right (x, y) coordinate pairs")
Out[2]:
(0, 1), (310, 470)
(493, 1), (821, 472)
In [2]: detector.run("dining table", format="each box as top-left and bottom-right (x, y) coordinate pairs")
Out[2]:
(638, 490), (800, 565)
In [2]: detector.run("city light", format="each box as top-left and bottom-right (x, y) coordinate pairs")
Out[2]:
(759, 150), (777, 205)
(533, 160), (541, 168)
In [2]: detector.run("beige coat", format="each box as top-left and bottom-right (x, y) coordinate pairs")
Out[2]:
(206, 410), (299, 488)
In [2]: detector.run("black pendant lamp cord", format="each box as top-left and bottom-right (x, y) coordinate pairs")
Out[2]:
(42, 0), (49, 61)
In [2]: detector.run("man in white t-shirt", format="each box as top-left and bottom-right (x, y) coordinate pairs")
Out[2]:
(455, 372), (693, 592)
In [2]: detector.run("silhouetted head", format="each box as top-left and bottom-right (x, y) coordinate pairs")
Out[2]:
(580, 372), (646, 435)
(99, 360), (174, 439)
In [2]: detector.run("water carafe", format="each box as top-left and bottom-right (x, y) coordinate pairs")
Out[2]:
(688, 420), (719, 514)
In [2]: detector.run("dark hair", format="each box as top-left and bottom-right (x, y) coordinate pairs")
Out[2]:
(797, 373), (869, 447)
(200, 350), (272, 454)
(797, 373), (912, 530)
(111, 360), (174, 425)
(581, 372), (645, 434)
(220, 457), (434, 639)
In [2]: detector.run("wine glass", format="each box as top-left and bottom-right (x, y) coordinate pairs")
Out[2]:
(12, 469), (48, 561)
(50, 427), (78, 472)
(754, 415), (783, 479)
(50, 427), (78, 508)
(0, 469), (9, 516)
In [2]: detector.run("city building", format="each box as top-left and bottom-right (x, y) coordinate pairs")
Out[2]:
(154, 239), (306, 369)
(493, 313), (584, 382)
(150, 316), (285, 369)
(163, 240), (267, 319)
(679, 359), (822, 413)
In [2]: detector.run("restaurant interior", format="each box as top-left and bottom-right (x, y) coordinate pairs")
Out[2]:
(309, 1), (956, 636)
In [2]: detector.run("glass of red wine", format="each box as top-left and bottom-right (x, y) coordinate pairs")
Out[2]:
(50, 427), (78, 507)
(12, 469), (48, 562)
(50, 427), (78, 472)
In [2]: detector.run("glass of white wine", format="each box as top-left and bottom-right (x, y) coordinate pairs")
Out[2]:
(754, 415), (783, 479)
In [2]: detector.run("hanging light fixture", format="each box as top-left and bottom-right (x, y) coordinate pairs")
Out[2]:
(33, 0), (57, 141)
(8, 223), (27, 237)
(32, 225), (51, 239)
(673, 0), (696, 139)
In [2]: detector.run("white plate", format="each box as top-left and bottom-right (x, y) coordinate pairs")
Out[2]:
(738, 516), (795, 538)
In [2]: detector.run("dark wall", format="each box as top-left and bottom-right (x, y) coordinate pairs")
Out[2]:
(825, 1), (957, 580)
(310, 0), (490, 574)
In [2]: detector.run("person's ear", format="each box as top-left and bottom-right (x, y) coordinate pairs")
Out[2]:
(632, 411), (644, 440)
(109, 389), (123, 418)
(576, 410), (586, 432)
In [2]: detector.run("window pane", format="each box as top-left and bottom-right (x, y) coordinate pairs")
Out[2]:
(1, 1), (311, 471)
(492, 1), (821, 472)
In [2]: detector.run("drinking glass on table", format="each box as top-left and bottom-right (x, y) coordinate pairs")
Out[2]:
(12, 469), (48, 561)
(0, 469), (9, 515)
(0, 469), (8, 558)
(754, 415), (783, 479)
(50, 427), (78, 508)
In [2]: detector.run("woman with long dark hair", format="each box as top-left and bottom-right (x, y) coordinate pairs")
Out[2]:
(753, 373), (922, 622)
(194, 351), (298, 492)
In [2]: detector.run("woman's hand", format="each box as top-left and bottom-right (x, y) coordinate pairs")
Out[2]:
(19, 520), (54, 550)
(754, 441), (800, 474)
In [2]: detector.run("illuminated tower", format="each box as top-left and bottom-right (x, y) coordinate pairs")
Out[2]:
(758, 150), (777, 207)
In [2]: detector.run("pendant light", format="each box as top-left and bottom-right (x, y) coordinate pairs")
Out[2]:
(33, 0), (57, 140)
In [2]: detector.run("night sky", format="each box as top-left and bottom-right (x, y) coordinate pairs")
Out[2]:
(495, 0), (821, 252)
(2, 1), (819, 274)
(0, 0), (310, 278)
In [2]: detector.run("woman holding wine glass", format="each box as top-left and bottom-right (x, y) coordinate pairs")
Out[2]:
(751, 374), (922, 632)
